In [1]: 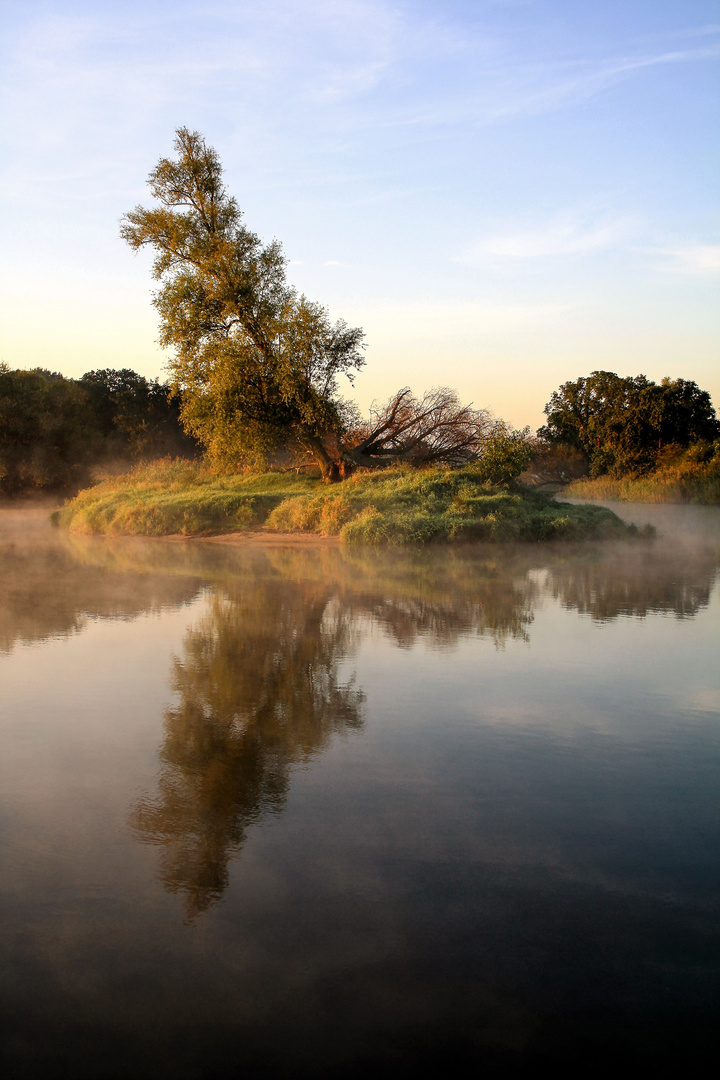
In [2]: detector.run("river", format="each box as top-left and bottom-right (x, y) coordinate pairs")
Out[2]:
(1, 503), (718, 1077)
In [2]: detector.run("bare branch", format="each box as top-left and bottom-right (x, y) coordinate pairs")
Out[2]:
(345, 387), (498, 469)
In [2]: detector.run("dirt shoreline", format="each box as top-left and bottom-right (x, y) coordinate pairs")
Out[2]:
(188, 530), (342, 546)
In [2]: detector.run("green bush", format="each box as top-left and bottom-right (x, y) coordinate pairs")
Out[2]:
(472, 424), (533, 484)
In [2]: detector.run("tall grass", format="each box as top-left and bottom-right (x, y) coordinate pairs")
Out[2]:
(266, 467), (631, 544)
(565, 448), (720, 504)
(57, 459), (317, 536)
(58, 459), (634, 544)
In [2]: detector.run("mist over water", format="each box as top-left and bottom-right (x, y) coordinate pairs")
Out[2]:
(0, 506), (718, 1076)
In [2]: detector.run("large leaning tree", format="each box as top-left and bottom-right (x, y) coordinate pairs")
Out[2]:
(122, 128), (365, 481)
(122, 129), (500, 481)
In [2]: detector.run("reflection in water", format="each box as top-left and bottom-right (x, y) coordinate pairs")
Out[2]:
(2, 510), (717, 920)
(548, 543), (718, 620)
(1, 506), (719, 1074)
(0, 509), (201, 653)
(126, 547), (541, 917)
(126, 530), (719, 917)
(341, 548), (537, 647)
(129, 572), (365, 917)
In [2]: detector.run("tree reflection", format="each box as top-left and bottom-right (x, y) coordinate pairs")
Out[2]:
(127, 548), (541, 917)
(0, 511), (200, 653)
(264, 545), (539, 648)
(126, 534), (720, 917)
(129, 568), (365, 918)
(547, 542), (718, 620)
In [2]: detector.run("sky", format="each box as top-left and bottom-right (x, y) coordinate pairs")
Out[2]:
(0, 0), (718, 431)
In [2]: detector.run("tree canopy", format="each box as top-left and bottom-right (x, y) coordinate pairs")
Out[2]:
(0, 364), (194, 493)
(81, 368), (196, 459)
(0, 365), (100, 492)
(121, 128), (365, 480)
(539, 371), (719, 477)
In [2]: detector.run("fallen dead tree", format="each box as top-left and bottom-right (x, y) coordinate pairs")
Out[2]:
(339, 386), (499, 474)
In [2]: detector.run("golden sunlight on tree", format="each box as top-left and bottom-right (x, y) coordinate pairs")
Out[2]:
(122, 129), (517, 482)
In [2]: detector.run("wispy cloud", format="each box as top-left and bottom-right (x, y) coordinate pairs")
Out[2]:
(652, 245), (720, 274)
(462, 212), (632, 262)
(639, 23), (720, 44)
(393, 40), (720, 129)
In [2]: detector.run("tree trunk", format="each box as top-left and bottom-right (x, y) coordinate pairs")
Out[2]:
(306, 435), (343, 483)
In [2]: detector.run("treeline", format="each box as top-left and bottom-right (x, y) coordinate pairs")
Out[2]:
(0, 365), (198, 494)
(3, 359), (717, 500)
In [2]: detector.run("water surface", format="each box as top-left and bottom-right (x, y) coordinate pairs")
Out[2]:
(1, 505), (718, 1077)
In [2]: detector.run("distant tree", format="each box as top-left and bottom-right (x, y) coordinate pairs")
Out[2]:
(121, 128), (365, 481)
(539, 371), (719, 477)
(0, 364), (198, 494)
(80, 368), (197, 458)
(648, 377), (719, 448)
(0, 365), (102, 492)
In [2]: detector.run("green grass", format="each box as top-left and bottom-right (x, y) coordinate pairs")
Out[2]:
(56, 458), (318, 536)
(58, 459), (636, 544)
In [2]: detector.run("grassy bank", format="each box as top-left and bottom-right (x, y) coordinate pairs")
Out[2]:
(565, 453), (720, 505)
(56, 459), (316, 535)
(57, 459), (636, 545)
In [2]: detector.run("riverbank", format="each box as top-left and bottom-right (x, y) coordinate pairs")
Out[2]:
(56, 460), (642, 545)
(564, 453), (720, 505)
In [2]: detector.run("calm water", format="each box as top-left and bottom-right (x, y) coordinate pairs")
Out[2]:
(1, 505), (718, 1077)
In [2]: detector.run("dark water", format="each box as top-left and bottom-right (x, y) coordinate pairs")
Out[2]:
(1, 505), (718, 1077)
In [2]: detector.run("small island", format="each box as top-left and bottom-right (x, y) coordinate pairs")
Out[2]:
(56, 460), (633, 544)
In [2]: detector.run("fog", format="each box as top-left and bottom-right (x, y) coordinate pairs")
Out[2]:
(1, 502), (718, 1076)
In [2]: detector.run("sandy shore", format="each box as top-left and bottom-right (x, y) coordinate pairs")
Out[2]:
(184, 530), (341, 546)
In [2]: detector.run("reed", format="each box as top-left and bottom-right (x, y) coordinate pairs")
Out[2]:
(565, 448), (720, 505)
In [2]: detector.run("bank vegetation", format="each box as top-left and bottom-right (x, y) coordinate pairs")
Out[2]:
(564, 442), (720, 504)
(57, 459), (640, 545)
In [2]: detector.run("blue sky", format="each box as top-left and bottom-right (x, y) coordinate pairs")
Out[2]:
(1, 0), (718, 429)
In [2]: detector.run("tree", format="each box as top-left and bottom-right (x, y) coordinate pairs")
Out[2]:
(0, 363), (198, 494)
(80, 368), (197, 458)
(345, 387), (493, 469)
(337, 386), (529, 479)
(121, 129), (510, 481)
(121, 128), (365, 481)
(0, 365), (102, 492)
(539, 371), (719, 477)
